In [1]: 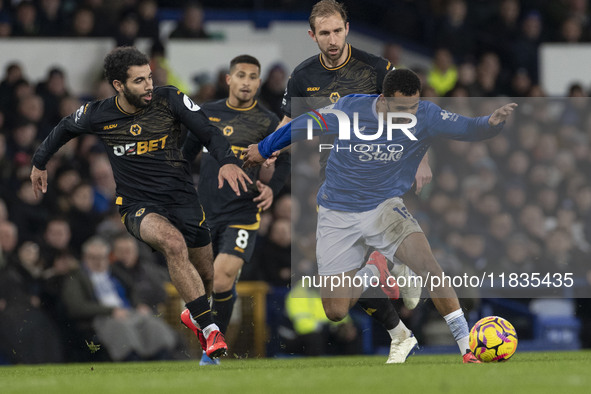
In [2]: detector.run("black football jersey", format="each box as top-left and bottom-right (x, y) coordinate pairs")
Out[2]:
(33, 86), (240, 207)
(281, 45), (393, 181)
(183, 99), (289, 226)
(281, 44), (393, 118)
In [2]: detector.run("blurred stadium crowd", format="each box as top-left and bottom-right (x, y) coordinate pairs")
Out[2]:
(1, 0), (591, 364)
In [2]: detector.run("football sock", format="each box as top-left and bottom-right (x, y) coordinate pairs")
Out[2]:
(202, 323), (221, 339)
(357, 292), (400, 330)
(387, 319), (411, 341)
(212, 286), (237, 334)
(186, 295), (216, 332)
(443, 309), (470, 354)
(355, 264), (380, 293)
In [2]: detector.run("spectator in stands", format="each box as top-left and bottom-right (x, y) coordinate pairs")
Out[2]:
(382, 43), (404, 68)
(58, 95), (82, 121)
(558, 15), (586, 42)
(7, 120), (36, 166)
(0, 133), (12, 194)
(485, 212), (515, 263)
(455, 61), (479, 96)
(38, 0), (67, 36)
(36, 67), (69, 126)
(115, 11), (140, 47)
(45, 166), (80, 213)
(212, 68), (229, 99)
(112, 233), (170, 314)
(67, 182), (102, 255)
(257, 218), (291, 287)
(281, 277), (361, 356)
(8, 181), (48, 242)
(479, 0), (521, 70)
(136, 0), (159, 39)
(273, 194), (293, 221)
(40, 217), (72, 268)
(512, 10), (543, 83)
(427, 48), (458, 97)
(574, 185), (591, 244)
(475, 52), (502, 96)
(518, 204), (547, 252)
(0, 220), (18, 269)
(0, 63), (24, 115)
(61, 236), (177, 361)
(431, 0), (475, 59)
(0, 198), (7, 222)
(541, 228), (586, 274)
(16, 94), (52, 139)
(149, 40), (190, 93)
(12, 1), (39, 37)
(507, 68), (533, 96)
(89, 154), (116, 214)
(169, 1), (211, 39)
(259, 63), (288, 119)
(456, 231), (488, 272)
(504, 150), (530, 184)
(0, 240), (64, 364)
(69, 6), (98, 37)
(497, 233), (535, 274)
(0, 11), (12, 37)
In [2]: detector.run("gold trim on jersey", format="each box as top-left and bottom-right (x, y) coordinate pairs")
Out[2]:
(116, 196), (123, 205)
(115, 97), (139, 115)
(319, 44), (352, 71)
(226, 99), (257, 111)
(228, 212), (261, 230)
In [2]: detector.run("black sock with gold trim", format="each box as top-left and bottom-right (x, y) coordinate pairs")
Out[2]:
(186, 295), (214, 330)
(357, 288), (400, 330)
(212, 286), (237, 334)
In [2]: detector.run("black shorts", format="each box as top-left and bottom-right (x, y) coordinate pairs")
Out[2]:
(210, 223), (258, 263)
(120, 202), (211, 249)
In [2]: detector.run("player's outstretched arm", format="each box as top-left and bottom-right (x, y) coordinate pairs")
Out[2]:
(30, 166), (48, 199)
(218, 164), (252, 196)
(488, 103), (518, 126)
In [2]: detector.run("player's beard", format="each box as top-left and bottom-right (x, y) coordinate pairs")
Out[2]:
(323, 42), (346, 63)
(123, 86), (151, 109)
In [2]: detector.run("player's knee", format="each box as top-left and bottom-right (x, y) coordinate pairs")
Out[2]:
(213, 273), (234, 293)
(162, 235), (186, 259)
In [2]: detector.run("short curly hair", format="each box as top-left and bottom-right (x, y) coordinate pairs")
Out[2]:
(309, 0), (347, 33)
(382, 69), (421, 97)
(104, 46), (149, 85)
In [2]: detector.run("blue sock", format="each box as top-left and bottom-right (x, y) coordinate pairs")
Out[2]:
(444, 309), (470, 354)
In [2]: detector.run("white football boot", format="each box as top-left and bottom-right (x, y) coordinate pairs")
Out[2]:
(387, 331), (419, 364)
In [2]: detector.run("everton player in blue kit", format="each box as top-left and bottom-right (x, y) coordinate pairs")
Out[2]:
(30, 47), (252, 362)
(244, 69), (517, 363)
(180, 55), (290, 365)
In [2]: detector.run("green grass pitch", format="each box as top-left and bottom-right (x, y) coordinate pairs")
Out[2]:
(1, 351), (590, 394)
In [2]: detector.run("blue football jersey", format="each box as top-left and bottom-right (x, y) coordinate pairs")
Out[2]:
(258, 94), (503, 212)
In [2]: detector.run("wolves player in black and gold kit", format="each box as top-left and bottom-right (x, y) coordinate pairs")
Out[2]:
(273, 0), (426, 363)
(280, 0), (432, 189)
(181, 55), (290, 365)
(30, 47), (251, 362)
